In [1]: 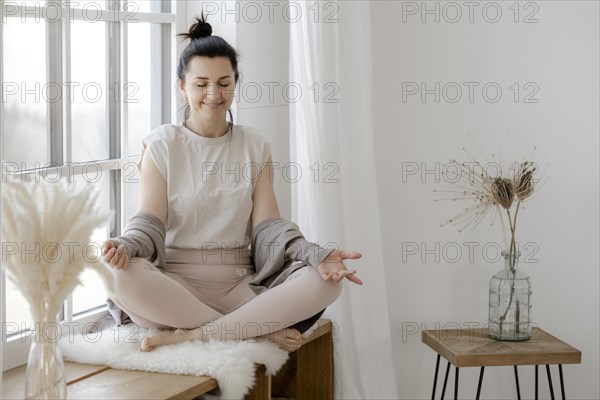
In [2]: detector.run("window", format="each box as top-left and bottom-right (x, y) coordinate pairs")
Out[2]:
(1, 0), (177, 370)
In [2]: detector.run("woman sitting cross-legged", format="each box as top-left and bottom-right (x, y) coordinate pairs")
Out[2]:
(101, 14), (362, 353)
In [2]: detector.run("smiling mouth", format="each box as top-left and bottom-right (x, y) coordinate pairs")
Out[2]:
(203, 102), (224, 108)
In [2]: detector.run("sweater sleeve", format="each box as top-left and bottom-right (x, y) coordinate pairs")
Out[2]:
(285, 237), (336, 268)
(108, 211), (167, 270)
(249, 217), (337, 294)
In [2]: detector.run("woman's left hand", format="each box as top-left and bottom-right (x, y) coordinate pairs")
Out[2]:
(317, 250), (363, 285)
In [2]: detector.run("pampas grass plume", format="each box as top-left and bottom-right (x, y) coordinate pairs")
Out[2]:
(2, 177), (113, 322)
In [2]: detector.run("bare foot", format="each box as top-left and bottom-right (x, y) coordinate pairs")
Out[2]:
(139, 328), (201, 352)
(259, 328), (303, 352)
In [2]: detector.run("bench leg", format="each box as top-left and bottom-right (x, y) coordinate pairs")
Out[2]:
(271, 329), (334, 400)
(295, 330), (334, 399)
(245, 365), (271, 400)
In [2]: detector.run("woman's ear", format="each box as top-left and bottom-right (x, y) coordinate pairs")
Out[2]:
(177, 79), (187, 100)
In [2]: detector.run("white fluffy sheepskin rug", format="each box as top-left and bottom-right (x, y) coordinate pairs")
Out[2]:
(58, 324), (289, 399)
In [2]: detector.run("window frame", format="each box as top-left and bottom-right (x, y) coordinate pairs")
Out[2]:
(0, 0), (182, 371)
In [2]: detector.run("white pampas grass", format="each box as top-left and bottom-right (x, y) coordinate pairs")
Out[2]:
(2, 177), (114, 399)
(1, 177), (113, 323)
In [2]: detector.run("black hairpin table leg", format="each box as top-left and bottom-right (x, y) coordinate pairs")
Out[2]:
(535, 365), (539, 400)
(546, 364), (556, 400)
(475, 367), (485, 400)
(514, 365), (521, 400)
(430, 356), (453, 400)
(454, 367), (459, 400)
(440, 362), (451, 400)
(431, 354), (441, 400)
(558, 364), (566, 400)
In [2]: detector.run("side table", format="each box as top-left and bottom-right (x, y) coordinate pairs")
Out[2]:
(422, 327), (581, 400)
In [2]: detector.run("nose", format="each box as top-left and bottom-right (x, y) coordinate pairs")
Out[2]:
(205, 83), (222, 97)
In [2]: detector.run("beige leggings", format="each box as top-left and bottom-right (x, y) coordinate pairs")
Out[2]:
(107, 247), (341, 340)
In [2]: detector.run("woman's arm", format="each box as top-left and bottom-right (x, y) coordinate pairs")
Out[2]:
(102, 149), (168, 269)
(251, 155), (281, 230)
(137, 149), (168, 225)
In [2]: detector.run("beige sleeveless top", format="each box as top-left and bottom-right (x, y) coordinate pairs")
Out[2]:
(141, 122), (272, 249)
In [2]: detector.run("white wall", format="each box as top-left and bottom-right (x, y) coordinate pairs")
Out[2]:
(371, 1), (599, 399)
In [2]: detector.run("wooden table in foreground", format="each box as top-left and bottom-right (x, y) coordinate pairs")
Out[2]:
(422, 327), (581, 400)
(3, 319), (334, 400)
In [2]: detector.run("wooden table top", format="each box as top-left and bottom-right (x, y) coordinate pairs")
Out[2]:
(422, 327), (582, 367)
(2, 362), (219, 400)
(2, 319), (334, 400)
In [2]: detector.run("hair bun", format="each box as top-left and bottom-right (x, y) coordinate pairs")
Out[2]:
(178, 13), (212, 41)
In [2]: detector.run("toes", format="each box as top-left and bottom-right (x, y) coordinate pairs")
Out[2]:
(283, 342), (298, 353)
(284, 337), (302, 351)
(288, 343), (301, 352)
(286, 337), (301, 345)
(139, 337), (154, 352)
(285, 328), (301, 339)
(282, 329), (302, 350)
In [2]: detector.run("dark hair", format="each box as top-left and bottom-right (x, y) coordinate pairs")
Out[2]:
(177, 13), (239, 123)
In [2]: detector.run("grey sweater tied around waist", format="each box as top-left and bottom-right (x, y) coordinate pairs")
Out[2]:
(106, 212), (335, 324)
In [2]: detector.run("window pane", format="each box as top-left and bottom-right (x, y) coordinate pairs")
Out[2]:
(3, 174), (36, 334)
(5, 278), (34, 335)
(71, 173), (111, 315)
(2, 17), (48, 170)
(72, 0), (108, 10)
(125, 0), (164, 13)
(70, 20), (109, 162)
(127, 22), (162, 156)
(72, 266), (107, 316)
(73, 170), (110, 314)
(124, 168), (141, 220)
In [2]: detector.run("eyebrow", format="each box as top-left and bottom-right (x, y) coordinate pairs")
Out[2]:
(193, 75), (232, 80)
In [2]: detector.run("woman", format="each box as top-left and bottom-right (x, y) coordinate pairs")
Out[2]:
(101, 14), (362, 352)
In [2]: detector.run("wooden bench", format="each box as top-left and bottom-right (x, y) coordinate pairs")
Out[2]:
(2, 319), (334, 400)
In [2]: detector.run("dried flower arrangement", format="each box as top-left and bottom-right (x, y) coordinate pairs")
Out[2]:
(433, 136), (548, 338)
(1, 177), (113, 398)
(435, 156), (539, 262)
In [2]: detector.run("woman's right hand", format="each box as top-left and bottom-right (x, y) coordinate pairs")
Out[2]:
(101, 240), (129, 270)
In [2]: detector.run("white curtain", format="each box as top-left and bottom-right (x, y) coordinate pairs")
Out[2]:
(290, 2), (398, 398)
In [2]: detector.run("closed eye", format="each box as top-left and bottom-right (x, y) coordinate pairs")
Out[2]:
(196, 83), (231, 88)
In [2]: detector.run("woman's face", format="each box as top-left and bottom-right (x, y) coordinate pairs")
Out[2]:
(179, 56), (236, 123)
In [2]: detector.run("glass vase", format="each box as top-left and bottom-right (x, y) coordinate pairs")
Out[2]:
(24, 322), (67, 399)
(488, 250), (532, 341)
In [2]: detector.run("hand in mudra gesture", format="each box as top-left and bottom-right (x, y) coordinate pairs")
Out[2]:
(317, 250), (363, 285)
(100, 240), (129, 270)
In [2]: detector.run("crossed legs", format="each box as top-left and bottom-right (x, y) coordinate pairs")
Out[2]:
(107, 258), (342, 351)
